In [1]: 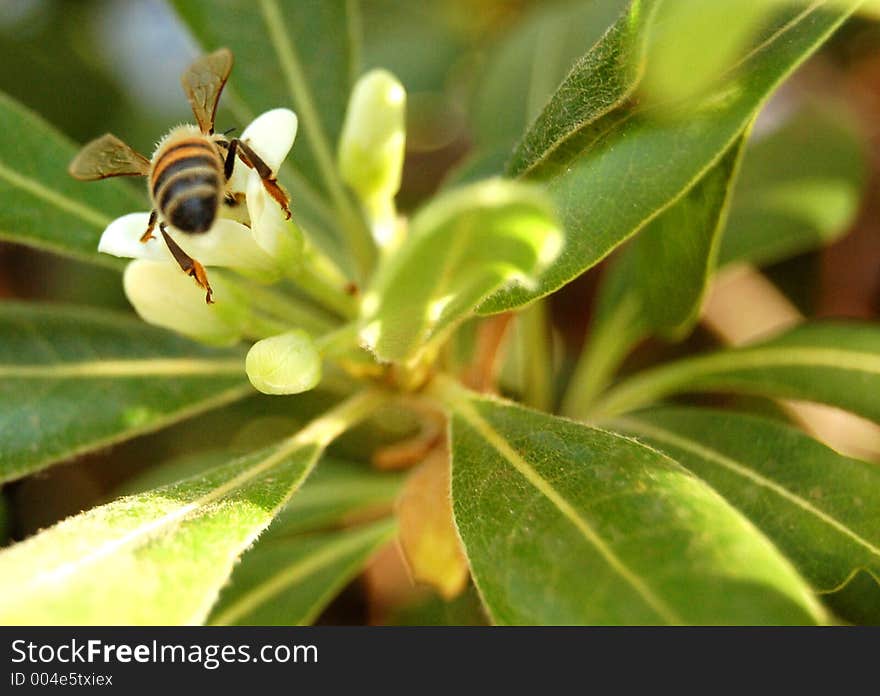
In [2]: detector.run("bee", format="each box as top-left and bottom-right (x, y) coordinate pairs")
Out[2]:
(68, 48), (290, 303)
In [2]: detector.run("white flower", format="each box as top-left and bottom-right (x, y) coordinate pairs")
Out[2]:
(98, 109), (300, 341)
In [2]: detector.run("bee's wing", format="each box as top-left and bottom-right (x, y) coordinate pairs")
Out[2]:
(181, 48), (233, 135)
(68, 134), (151, 180)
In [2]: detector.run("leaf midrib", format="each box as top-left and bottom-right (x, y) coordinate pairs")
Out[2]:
(11, 439), (315, 597)
(0, 160), (111, 229)
(596, 344), (880, 416)
(455, 398), (683, 625)
(0, 358), (245, 378)
(613, 417), (880, 574)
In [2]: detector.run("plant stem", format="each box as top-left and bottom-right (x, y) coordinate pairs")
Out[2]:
(259, 0), (376, 281)
(561, 294), (643, 419)
(518, 301), (553, 411)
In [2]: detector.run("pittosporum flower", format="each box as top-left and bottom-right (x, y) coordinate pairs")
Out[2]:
(98, 108), (301, 343)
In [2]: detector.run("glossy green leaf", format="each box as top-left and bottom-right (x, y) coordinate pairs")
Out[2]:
(471, 0), (628, 154)
(611, 407), (880, 595)
(169, 0), (360, 259)
(595, 322), (880, 421)
(360, 179), (562, 363)
(210, 518), (395, 625)
(483, 0), (860, 314)
(444, 388), (825, 625)
(0, 91), (143, 267)
(0, 303), (249, 485)
(720, 104), (867, 267)
(0, 439), (322, 624)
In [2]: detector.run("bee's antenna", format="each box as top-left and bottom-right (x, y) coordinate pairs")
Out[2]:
(221, 126), (237, 136)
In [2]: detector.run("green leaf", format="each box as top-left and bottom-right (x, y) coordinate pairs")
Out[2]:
(0, 302), (249, 485)
(169, 0), (360, 260)
(442, 386), (825, 625)
(641, 0), (777, 106)
(388, 585), (489, 626)
(209, 518), (395, 625)
(821, 569), (880, 625)
(611, 407), (880, 596)
(720, 104), (867, 267)
(482, 0), (860, 314)
(504, 0), (655, 178)
(470, 0), (628, 154)
(0, 91), (143, 267)
(360, 179), (562, 363)
(594, 322), (880, 421)
(616, 134), (746, 338)
(265, 457), (402, 537)
(560, 135), (745, 418)
(0, 439), (321, 624)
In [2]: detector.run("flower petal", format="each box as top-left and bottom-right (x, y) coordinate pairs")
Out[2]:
(246, 172), (302, 266)
(98, 213), (170, 262)
(228, 108), (298, 192)
(176, 218), (280, 278)
(123, 260), (248, 346)
(98, 212), (279, 278)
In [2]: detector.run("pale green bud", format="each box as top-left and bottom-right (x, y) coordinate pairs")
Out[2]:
(245, 329), (321, 395)
(338, 69), (406, 246)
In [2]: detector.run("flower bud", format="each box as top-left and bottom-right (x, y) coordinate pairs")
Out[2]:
(338, 69), (406, 245)
(245, 329), (321, 395)
(123, 260), (249, 346)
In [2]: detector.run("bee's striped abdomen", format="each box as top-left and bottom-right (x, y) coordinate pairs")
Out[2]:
(151, 138), (222, 234)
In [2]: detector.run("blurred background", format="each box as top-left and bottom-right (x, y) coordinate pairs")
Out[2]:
(0, 0), (878, 623)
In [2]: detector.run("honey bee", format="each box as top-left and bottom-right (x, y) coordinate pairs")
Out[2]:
(68, 48), (291, 303)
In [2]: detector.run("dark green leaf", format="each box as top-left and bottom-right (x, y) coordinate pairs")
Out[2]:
(209, 518), (395, 625)
(611, 407), (880, 595)
(720, 104), (867, 267)
(0, 440), (322, 624)
(595, 322), (880, 421)
(483, 0), (860, 313)
(444, 387), (824, 624)
(0, 302), (248, 484)
(0, 91), (143, 267)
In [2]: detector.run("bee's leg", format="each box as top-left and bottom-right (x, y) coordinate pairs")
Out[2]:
(139, 209), (158, 243)
(159, 223), (214, 304)
(220, 138), (238, 181)
(231, 138), (291, 219)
